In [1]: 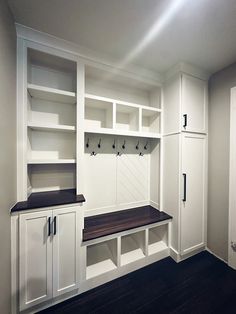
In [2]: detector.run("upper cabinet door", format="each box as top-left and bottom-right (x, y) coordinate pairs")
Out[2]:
(19, 210), (53, 311)
(52, 207), (80, 297)
(181, 74), (207, 133)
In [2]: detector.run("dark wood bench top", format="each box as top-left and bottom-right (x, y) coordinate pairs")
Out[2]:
(11, 189), (85, 213)
(83, 205), (172, 242)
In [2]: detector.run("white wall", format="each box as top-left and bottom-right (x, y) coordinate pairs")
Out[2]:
(208, 62), (236, 261)
(0, 1), (16, 312)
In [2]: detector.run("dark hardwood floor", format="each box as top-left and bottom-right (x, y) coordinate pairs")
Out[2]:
(39, 251), (236, 314)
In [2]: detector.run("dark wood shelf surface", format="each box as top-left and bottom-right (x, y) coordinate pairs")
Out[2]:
(11, 189), (85, 213)
(83, 205), (172, 242)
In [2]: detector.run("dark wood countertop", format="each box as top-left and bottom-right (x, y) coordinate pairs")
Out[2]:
(11, 189), (85, 213)
(83, 205), (172, 242)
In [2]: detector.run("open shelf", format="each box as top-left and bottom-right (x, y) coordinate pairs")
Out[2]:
(142, 108), (160, 134)
(121, 231), (145, 266)
(28, 122), (76, 133)
(28, 159), (76, 164)
(27, 163), (76, 194)
(86, 239), (117, 279)
(27, 129), (76, 161)
(148, 225), (168, 256)
(85, 97), (113, 130)
(116, 104), (139, 132)
(28, 83), (76, 104)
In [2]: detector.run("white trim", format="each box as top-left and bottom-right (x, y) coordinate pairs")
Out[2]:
(165, 62), (210, 82)
(206, 247), (227, 264)
(228, 87), (236, 269)
(15, 23), (162, 86)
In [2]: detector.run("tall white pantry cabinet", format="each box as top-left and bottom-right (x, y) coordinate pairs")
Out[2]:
(11, 27), (208, 314)
(162, 72), (208, 260)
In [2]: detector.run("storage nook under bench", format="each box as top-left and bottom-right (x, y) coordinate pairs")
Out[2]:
(11, 198), (171, 313)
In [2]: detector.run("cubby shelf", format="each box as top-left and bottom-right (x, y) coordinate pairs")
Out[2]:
(28, 123), (76, 133)
(84, 93), (161, 138)
(84, 127), (161, 139)
(28, 83), (76, 104)
(85, 93), (162, 113)
(27, 159), (76, 164)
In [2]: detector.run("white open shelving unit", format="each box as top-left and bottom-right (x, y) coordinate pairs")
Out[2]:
(26, 48), (77, 194)
(84, 221), (169, 280)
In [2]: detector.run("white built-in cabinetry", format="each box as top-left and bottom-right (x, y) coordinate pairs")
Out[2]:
(12, 28), (209, 314)
(163, 73), (207, 135)
(163, 72), (208, 260)
(19, 206), (82, 311)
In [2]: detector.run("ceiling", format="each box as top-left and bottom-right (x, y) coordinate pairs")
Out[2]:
(8, 0), (236, 75)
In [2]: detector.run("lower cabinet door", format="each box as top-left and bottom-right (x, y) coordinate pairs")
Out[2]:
(181, 133), (206, 255)
(19, 210), (53, 311)
(52, 207), (79, 296)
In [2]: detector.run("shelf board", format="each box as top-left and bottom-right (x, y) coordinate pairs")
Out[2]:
(148, 241), (168, 256)
(85, 93), (162, 112)
(28, 83), (76, 104)
(121, 248), (145, 266)
(86, 259), (117, 279)
(28, 122), (76, 133)
(84, 127), (161, 139)
(28, 159), (76, 165)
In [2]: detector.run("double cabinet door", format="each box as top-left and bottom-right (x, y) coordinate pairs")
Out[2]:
(180, 133), (207, 255)
(164, 73), (207, 134)
(19, 207), (80, 311)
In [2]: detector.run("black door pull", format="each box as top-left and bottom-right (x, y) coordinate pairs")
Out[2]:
(53, 216), (57, 235)
(183, 173), (187, 202)
(183, 114), (188, 128)
(48, 217), (51, 236)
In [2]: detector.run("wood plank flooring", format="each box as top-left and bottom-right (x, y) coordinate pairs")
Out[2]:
(39, 251), (236, 314)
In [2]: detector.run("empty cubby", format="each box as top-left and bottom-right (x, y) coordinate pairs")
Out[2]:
(116, 104), (139, 132)
(86, 239), (117, 279)
(121, 231), (146, 266)
(142, 109), (160, 134)
(148, 224), (168, 256)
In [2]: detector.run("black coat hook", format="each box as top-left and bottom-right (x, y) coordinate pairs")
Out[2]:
(122, 140), (126, 149)
(139, 152), (144, 156)
(86, 138), (89, 148)
(144, 141), (148, 150)
(98, 138), (101, 149)
(136, 141), (139, 150)
(117, 152), (122, 156)
(112, 140), (116, 149)
(91, 151), (97, 156)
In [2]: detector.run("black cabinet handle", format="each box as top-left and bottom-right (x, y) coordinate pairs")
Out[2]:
(183, 173), (187, 202)
(183, 114), (187, 128)
(48, 217), (51, 236)
(53, 216), (57, 235)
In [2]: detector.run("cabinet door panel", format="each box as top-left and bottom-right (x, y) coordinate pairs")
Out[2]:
(181, 134), (206, 254)
(182, 74), (207, 133)
(19, 210), (52, 311)
(53, 207), (79, 296)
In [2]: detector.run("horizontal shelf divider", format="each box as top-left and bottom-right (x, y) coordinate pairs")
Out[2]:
(28, 123), (76, 132)
(28, 159), (76, 164)
(28, 83), (76, 104)
(84, 127), (161, 139)
(85, 93), (162, 112)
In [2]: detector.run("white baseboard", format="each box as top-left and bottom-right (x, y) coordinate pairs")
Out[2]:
(206, 247), (228, 264)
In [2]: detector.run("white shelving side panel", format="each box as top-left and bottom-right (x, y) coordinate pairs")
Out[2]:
(28, 159), (76, 164)
(28, 123), (76, 133)
(28, 83), (76, 104)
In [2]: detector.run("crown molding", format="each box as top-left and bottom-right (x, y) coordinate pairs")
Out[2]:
(15, 23), (163, 86)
